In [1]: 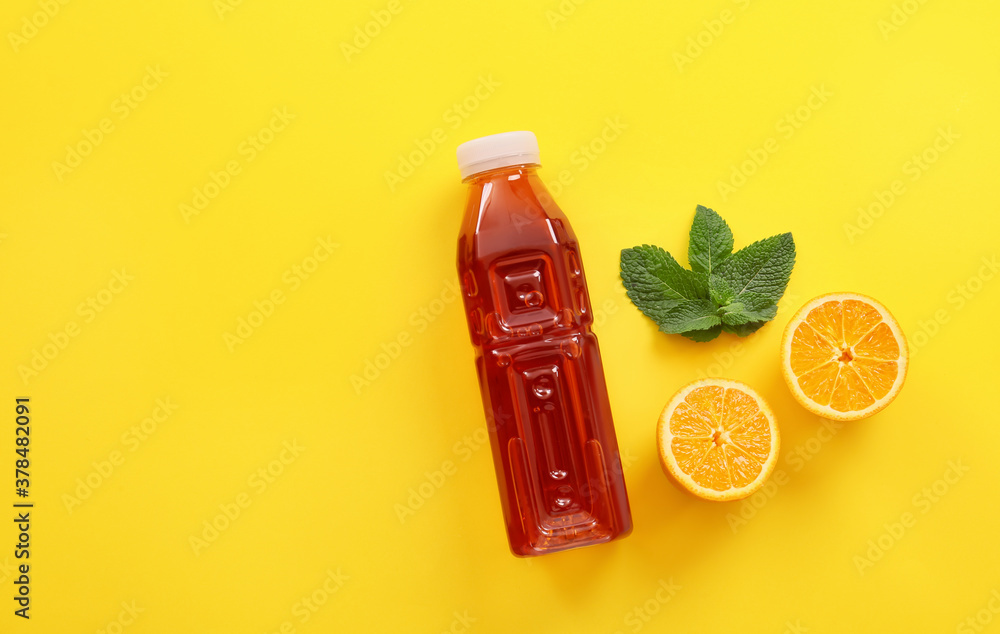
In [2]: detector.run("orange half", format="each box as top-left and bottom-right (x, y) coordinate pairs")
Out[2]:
(781, 293), (908, 421)
(656, 379), (780, 501)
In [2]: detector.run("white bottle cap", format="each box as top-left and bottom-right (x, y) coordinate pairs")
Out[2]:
(456, 131), (540, 180)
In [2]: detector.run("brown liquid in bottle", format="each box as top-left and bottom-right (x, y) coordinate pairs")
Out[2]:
(457, 160), (632, 556)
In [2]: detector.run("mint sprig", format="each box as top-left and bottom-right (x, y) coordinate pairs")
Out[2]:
(620, 205), (795, 342)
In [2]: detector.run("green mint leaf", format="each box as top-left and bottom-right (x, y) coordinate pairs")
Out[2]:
(714, 233), (796, 305)
(720, 304), (777, 326)
(649, 300), (721, 334)
(620, 245), (709, 311)
(739, 293), (779, 321)
(719, 292), (778, 326)
(619, 287), (720, 333)
(723, 321), (768, 337)
(720, 304), (754, 326)
(620, 207), (795, 343)
(708, 274), (736, 306)
(688, 205), (734, 276)
(681, 325), (723, 342)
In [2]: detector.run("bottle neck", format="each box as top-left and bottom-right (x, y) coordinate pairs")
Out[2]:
(460, 162), (567, 242)
(462, 163), (540, 185)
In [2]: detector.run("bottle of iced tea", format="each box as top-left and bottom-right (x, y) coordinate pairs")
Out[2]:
(455, 131), (632, 556)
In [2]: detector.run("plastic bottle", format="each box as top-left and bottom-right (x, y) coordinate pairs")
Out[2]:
(455, 131), (632, 556)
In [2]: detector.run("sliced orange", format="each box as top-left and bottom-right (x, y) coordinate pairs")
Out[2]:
(781, 293), (908, 421)
(656, 379), (780, 501)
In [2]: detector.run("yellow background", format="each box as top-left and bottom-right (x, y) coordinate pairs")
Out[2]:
(2, 0), (999, 631)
